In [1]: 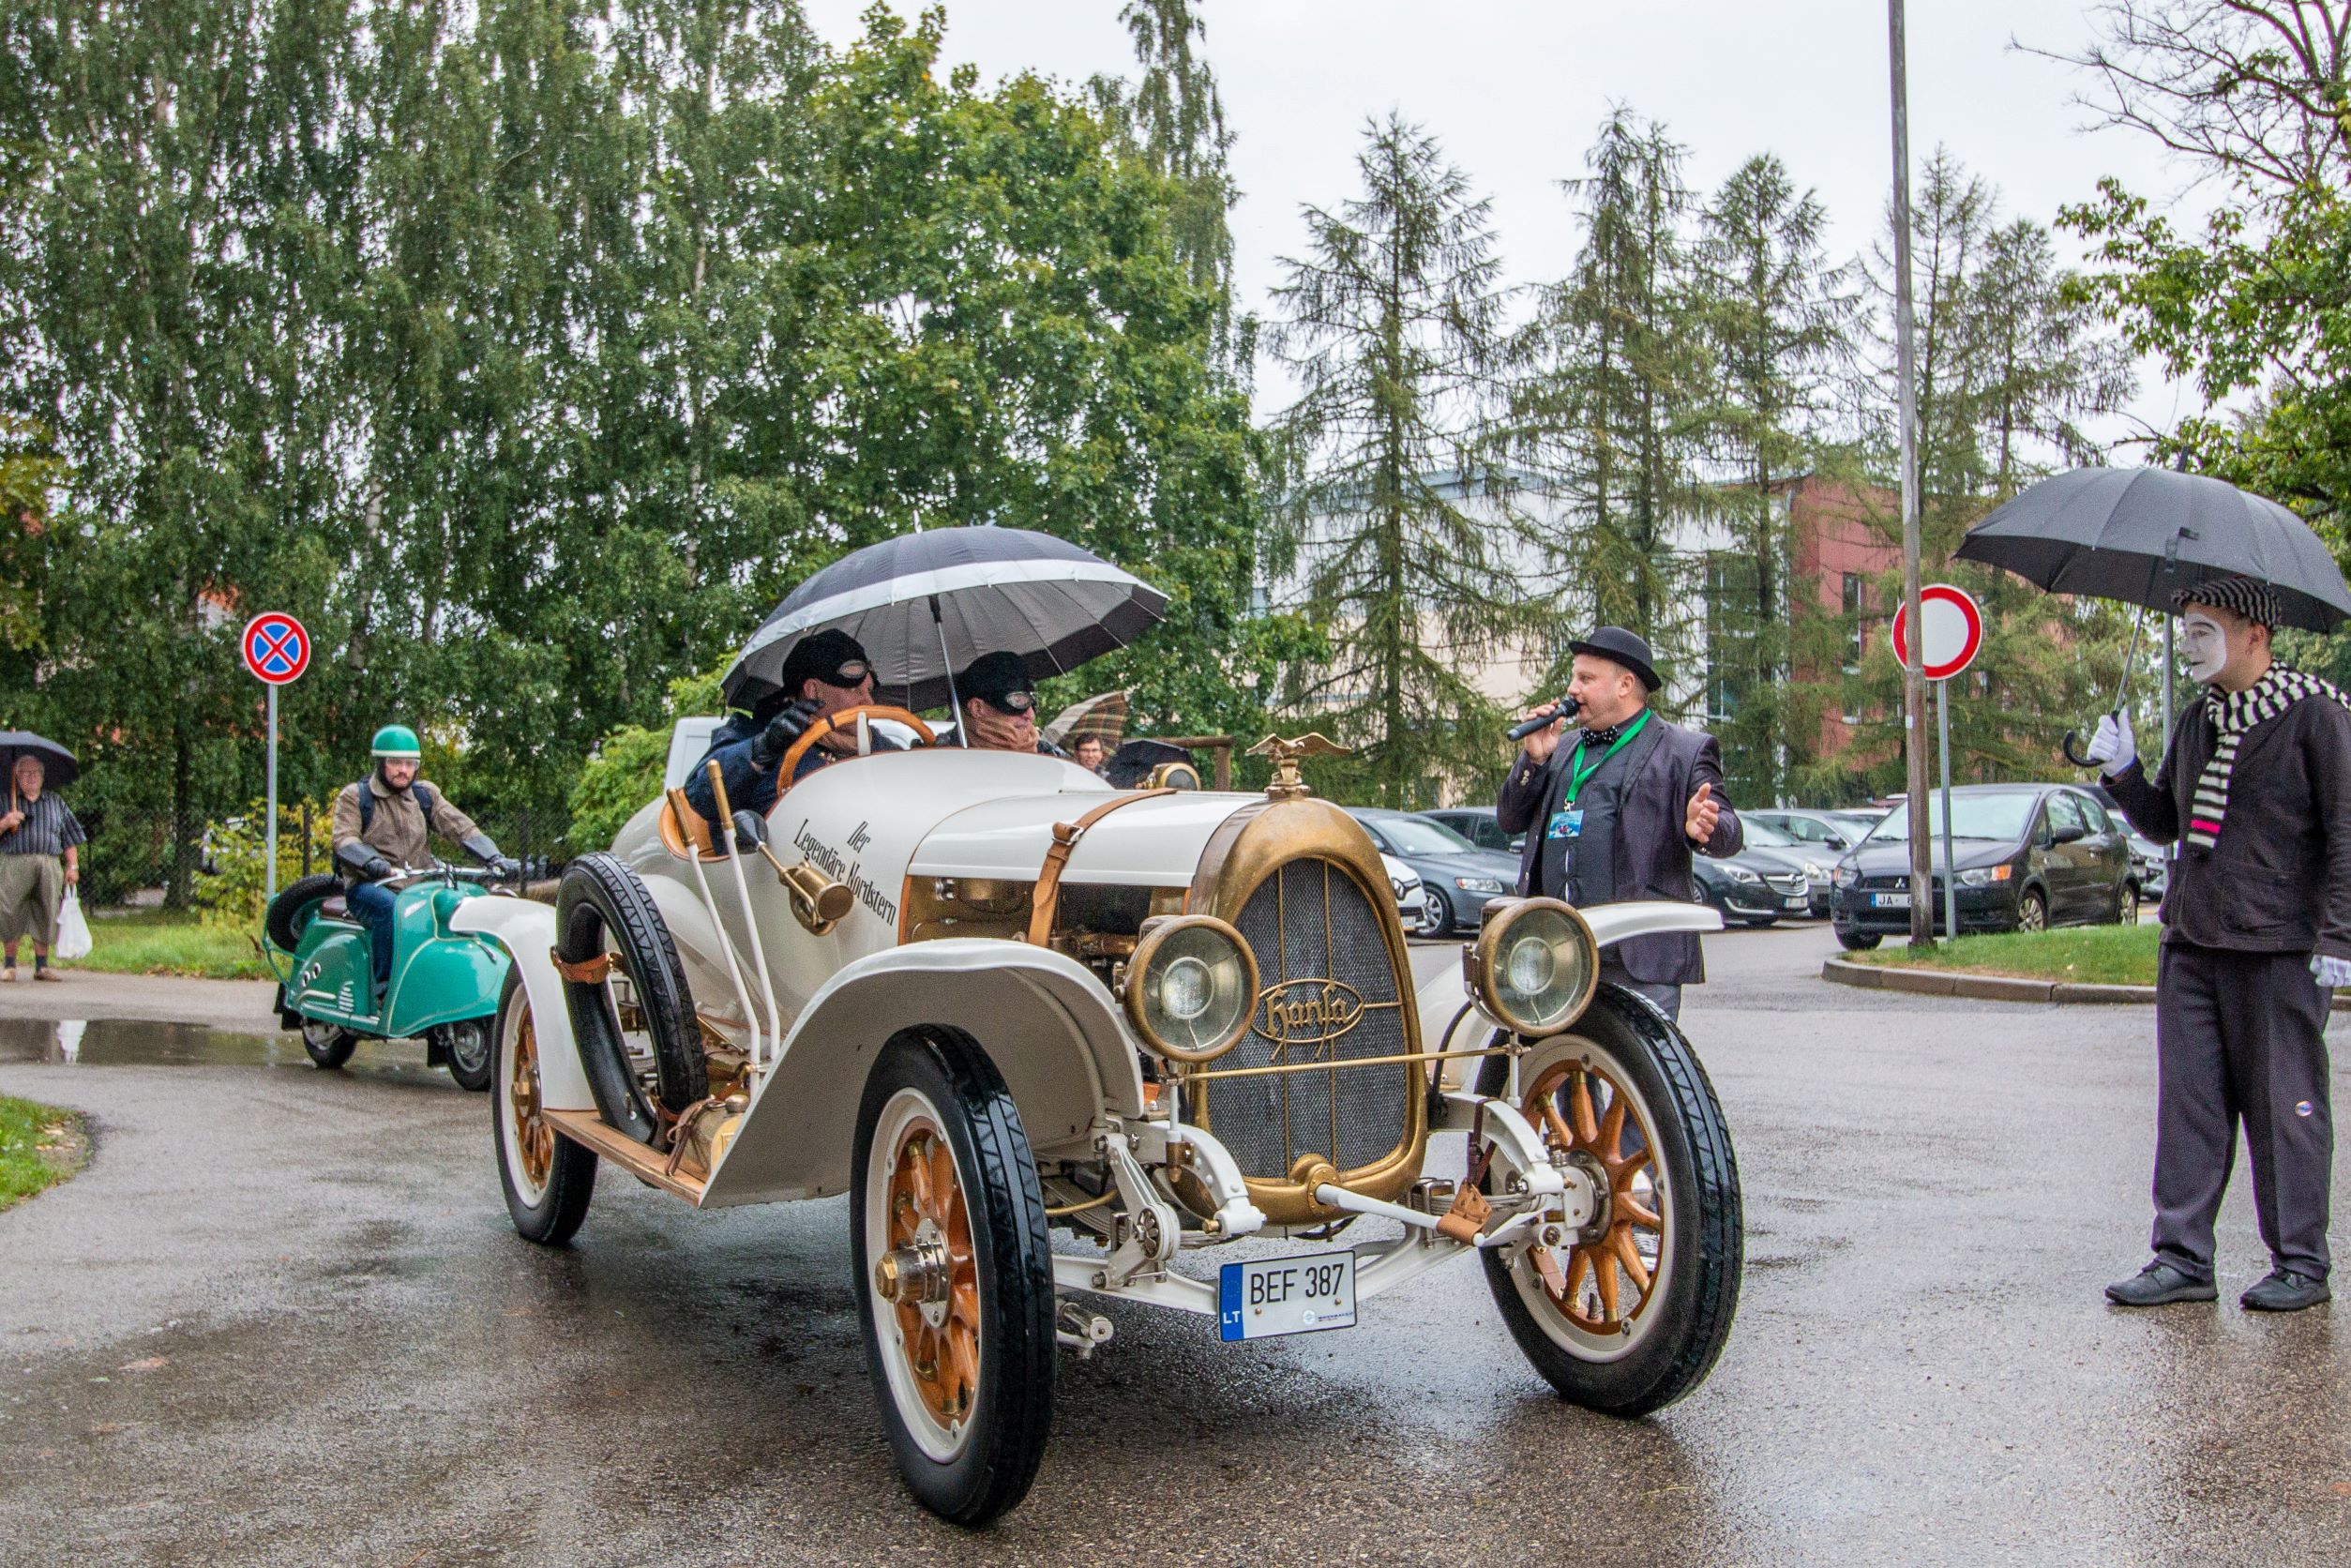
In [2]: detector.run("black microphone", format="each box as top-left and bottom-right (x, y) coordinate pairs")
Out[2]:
(1508, 693), (1581, 742)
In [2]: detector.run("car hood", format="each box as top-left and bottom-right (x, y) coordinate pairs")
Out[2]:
(1846, 837), (2020, 876)
(1397, 848), (1520, 883)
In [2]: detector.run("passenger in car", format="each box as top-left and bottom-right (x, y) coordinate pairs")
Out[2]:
(686, 629), (900, 839)
(939, 652), (1066, 757)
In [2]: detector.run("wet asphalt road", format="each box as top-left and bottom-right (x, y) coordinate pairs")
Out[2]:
(5, 926), (2350, 1565)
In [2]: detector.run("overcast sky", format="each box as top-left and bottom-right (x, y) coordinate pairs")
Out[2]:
(800, 1), (2214, 455)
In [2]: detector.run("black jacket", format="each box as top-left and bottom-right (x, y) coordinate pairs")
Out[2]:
(1495, 714), (1742, 985)
(2104, 689), (2351, 959)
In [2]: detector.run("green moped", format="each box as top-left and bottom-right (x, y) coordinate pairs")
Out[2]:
(262, 865), (515, 1090)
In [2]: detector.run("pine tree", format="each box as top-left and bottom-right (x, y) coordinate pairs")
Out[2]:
(1513, 111), (1710, 696)
(1691, 154), (1855, 804)
(1267, 114), (1525, 807)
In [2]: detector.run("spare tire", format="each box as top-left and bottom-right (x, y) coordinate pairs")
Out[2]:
(555, 853), (707, 1145)
(265, 873), (345, 952)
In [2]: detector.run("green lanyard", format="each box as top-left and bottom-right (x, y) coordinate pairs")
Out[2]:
(1564, 711), (1650, 807)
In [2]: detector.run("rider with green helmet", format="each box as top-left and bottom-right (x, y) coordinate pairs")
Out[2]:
(331, 725), (516, 1005)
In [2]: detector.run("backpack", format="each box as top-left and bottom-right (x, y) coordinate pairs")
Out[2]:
(356, 780), (437, 837)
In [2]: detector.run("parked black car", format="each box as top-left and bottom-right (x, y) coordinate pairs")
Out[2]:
(1830, 782), (2134, 950)
(1345, 808), (1521, 936)
(1739, 818), (1839, 916)
(1416, 805), (1522, 856)
(1689, 838), (1817, 927)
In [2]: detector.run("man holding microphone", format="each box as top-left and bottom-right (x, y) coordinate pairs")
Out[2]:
(1496, 626), (1742, 1021)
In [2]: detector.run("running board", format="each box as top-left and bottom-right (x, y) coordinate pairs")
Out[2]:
(546, 1109), (708, 1205)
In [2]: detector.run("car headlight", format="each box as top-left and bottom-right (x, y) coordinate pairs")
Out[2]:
(1957, 866), (2013, 887)
(1832, 866), (1858, 888)
(1804, 864), (1830, 883)
(1724, 866), (1761, 882)
(1466, 898), (1597, 1037)
(1454, 876), (1506, 893)
(1122, 915), (1258, 1063)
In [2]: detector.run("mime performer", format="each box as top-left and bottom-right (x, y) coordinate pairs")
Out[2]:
(2089, 577), (2351, 1312)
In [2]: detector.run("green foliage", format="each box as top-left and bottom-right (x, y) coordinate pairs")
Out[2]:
(1268, 114), (1525, 807)
(77, 912), (273, 981)
(0, 1095), (85, 1211)
(565, 663), (727, 853)
(196, 800), (339, 930)
(1846, 921), (2158, 987)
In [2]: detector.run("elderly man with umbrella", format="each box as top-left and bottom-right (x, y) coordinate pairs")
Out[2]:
(1961, 469), (2351, 1313)
(0, 735), (86, 982)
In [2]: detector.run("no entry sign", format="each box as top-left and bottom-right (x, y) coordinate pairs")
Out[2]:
(241, 612), (310, 686)
(1890, 584), (1983, 683)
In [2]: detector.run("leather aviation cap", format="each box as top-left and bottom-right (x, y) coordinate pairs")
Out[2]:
(1568, 626), (1662, 693)
(369, 724), (423, 761)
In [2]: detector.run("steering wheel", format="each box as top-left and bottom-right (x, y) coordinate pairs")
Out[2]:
(776, 704), (938, 787)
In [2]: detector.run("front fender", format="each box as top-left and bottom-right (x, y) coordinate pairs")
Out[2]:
(702, 941), (1147, 1209)
(447, 897), (594, 1113)
(1413, 899), (1725, 1047)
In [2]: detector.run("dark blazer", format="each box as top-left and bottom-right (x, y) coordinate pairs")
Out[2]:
(2104, 690), (2351, 959)
(1495, 714), (1742, 985)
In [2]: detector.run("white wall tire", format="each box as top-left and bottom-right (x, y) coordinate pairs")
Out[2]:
(1473, 987), (1742, 1415)
(493, 970), (595, 1245)
(851, 1029), (1053, 1526)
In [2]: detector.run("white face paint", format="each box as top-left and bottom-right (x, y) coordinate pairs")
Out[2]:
(2182, 611), (2229, 685)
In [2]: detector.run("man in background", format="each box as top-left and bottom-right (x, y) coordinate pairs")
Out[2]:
(0, 754), (83, 982)
(1497, 627), (1741, 1021)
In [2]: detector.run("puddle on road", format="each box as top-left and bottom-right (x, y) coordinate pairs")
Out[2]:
(0, 1017), (445, 1081)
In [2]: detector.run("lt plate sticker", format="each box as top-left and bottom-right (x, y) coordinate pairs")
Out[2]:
(1219, 1249), (1357, 1342)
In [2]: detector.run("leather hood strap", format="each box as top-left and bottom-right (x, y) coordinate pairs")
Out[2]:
(1026, 788), (1178, 946)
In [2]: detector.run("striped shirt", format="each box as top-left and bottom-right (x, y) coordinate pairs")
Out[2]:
(0, 792), (86, 858)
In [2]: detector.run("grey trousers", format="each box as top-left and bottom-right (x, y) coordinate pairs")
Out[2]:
(1599, 957), (1680, 1023)
(2152, 942), (2335, 1282)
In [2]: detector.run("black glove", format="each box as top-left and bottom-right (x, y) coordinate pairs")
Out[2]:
(748, 699), (821, 769)
(336, 840), (394, 882)
(459, 833), (514, 878)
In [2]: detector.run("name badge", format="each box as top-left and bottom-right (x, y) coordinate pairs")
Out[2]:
(1546, 809), (1584, 841)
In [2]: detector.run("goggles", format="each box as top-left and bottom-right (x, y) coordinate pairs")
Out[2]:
(818, 660), (874, 688)
(978, 688), (1037, 716)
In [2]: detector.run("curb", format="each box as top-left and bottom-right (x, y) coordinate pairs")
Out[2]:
(1821, 957), (2351, 1010)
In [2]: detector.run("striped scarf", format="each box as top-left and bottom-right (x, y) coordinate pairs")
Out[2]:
(2187, 667), (2345, 848)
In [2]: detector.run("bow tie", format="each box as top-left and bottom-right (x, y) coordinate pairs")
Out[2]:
(1579, 724), (1621, 747)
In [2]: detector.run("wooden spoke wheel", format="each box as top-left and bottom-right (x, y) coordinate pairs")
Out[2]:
(851, 1031), (1054, 1526)
(1520, 1056), (1665, 1339)
(493, 969), (596, 1245)
(880, 1120), (982, 1437)
(1474, 988), (1742, 1417)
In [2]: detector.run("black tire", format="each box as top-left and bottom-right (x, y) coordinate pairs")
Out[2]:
(1834, 928), (1882, 952)
(1426, 886), (1456, 937)
(1742, 914), (1778, 928)
(433, 1018), (494, 1093)
(851, 1028), (1054, 1527)
(300, 1018), (357, 1071)
(492, 969), (596, 1244)
(555, 853), (706, 1145)
(1474, 986), (1742, 1417)
(265, 873), (344, 951)
(2016, 887), (2048, 934)
(2116, 881), (2140, 927)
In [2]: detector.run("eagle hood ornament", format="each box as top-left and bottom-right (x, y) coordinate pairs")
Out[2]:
(1247, 732), (1350, 801)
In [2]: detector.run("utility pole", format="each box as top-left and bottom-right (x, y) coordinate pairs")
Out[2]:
(1888, 0), (1933, 947)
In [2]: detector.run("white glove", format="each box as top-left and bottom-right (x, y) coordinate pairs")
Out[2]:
(2311, 955), (2351, 989)
(2083, 711), (2135, 774)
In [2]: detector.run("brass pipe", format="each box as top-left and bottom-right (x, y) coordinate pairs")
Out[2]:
(1044, 1189), (1118, 1217)
(1182, 1045), (1513, 1084)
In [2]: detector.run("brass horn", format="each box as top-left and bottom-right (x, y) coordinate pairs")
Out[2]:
(776, 858), (854, 936)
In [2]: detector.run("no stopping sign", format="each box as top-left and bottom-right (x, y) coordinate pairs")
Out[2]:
(242, 612), (311, 686)
(1890, 585), (1983, 682)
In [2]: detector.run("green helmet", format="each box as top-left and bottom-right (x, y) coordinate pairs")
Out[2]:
(370, 724), (423, 761)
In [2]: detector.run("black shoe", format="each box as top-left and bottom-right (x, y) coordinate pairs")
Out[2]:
(2105, 1261), (2217, 1306)
(2241, 1269), (2330, 1312)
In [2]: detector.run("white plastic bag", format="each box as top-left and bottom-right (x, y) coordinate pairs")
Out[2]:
(53, 889), (92, 960)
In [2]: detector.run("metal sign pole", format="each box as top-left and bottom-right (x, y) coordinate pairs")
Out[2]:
(266, 683), (279, 899)
(1937, 677), (1956, 942)
(1888, 0), (1932, 948)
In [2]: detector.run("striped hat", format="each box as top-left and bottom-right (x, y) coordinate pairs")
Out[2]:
(2173, 575), (2282, 628)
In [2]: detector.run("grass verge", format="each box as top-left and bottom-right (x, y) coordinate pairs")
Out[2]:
(71, 910), (274, 981)
(1843, 922), (2160, 987)
(0, 1095), (88, 1210)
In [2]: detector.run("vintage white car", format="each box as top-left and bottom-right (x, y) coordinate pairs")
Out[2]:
(455, 719), (1741, 1526)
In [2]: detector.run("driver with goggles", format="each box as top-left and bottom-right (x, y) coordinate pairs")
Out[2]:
(686, 628), (900, 838)
(947, 651), (1066, 756)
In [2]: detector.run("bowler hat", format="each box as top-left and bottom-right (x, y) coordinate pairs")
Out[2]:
(1569, 626), (1662, 693)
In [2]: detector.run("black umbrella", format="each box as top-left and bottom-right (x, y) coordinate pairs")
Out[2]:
(0, 731), (78, 792)
(1955, 467), (2351, 632)
(723, 527), (1168, 713)
(1103, 738), (1201, 790)
(1955, 466), (2351, 764)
